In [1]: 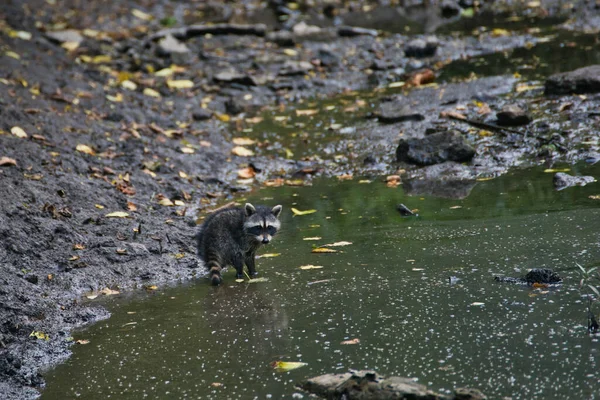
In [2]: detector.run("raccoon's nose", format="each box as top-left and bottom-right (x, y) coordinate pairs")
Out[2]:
(262, 236), (270, 244)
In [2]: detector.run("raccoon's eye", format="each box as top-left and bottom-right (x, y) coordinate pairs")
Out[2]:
(247, 225), (262, 235)
(266, 226), (277, 235)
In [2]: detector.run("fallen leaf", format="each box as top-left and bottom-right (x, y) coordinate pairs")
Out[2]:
(211, 382), (223, 388)
(299, 265), (323, 270)
(337, 174), (353, 181)
(341, 338), (360, 345)
(85, 293), (99, 300)
(143, 88), (161, 98)
(180, 147), (195, 154)
(232, 137), (256, 145)
(158, 198), (174, 206)
(271, 361), (307, 372)
(470, 302), (485, 306)
(76, 339), (90, 345)
(76, 144), (96, 156)
(312, 247), (338, 253)
(105, 211), (130, 218)
(72, 243), (85, 250)
(116, 248), (127, 255)
(167, 79), (194, 89)
(303, 237), (322, 241)
(589, 195), (600, 200)
(247, 277), (269, 283)
(121, 80), (137, 91)
(322, 241), (352, 247)
(231, 146), (255, 157)
(94, 204), (105, 209)
(408, 69), (435, 86)
(100, 288), (120, 296)
(440, 110), (466, 120)
(491, 28), (510, 37)
(145, 285), (158, 290)
(155, 68), (174, 77)
(215, 113), (230, 122)
(11, 126), (28, 138)
(283, 48), (298, 56)
(0, 157), (17, 166)
(532, 283), (549, 289)
(291, 208), (317, 216)
(256, 253), (281, 258)
(30, 331), (49, 341)
(132, 9), (153, 20)
(237, 167), (256, 179)
(449, 206), (462, 209)
(543, 168), (570, 173)
(296, 109), (319, 117)
(69, 255), (80, 261)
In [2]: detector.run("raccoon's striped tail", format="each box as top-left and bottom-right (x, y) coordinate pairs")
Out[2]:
(207, 260), (222, 285)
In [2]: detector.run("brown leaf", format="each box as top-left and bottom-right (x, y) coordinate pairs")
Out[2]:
(341, 338), (360, 345)
(408, 69), (435, 86)
(237, 167), (256, 179)
(0, 157), (17, 166)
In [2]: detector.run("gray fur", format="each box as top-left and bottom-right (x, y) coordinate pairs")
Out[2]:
(196, 203), (282, 285)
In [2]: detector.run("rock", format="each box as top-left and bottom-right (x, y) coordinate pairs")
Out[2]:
(292, 21), (322, 37)
(553, 172), (596, 190)
(300, 370), (477, 400)
(545, 65), (600, 95)
(441, 0), (462, 17)
(496, 104), (531, 126)
(278, 60), (314, 76)
(316, 48), (340, 68)
(403, 162), (477, 199)
(156, 34), (190, 64)
(405, 37), (439, 58)
(192, 108), (213, 121)
(396, 131), (475, 165)
(45, 29), (84, 45)
(370, 59), (393, 70)
(375, 99), (425, 123)
(214, 70), (257, 86)
(267, 30), (296, 46)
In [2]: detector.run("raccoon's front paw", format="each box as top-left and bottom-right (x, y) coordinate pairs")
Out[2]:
(211, 275), (222, 285)
(236, 273), (244, 279)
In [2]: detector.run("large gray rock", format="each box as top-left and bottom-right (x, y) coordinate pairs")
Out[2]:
(300, 370), (486, 400)
(553, 172), (596, 190)
(545, 65), (600, 95)
(396, 130), (475, 165)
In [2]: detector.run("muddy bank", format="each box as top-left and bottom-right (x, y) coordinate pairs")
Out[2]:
(1, 0), (599, 398)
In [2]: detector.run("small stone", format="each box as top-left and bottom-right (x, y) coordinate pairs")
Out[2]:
(375, 100), (425, 123)
(405, 37), (439, 58)
(192, 109), (213, 121)
(156, 34), (190, 64)
(267, 30), (296, 46)
(553, 172), (596, 190)
(214, 71), (257, 86)
(278, 60), (314, 76)
(496, 104), (531, 126)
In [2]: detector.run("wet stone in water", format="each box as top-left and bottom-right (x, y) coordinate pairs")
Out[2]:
(396, 131), (475, 166)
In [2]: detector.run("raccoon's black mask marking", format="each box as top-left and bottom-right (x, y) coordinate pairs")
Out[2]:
(196, 203), (282, 285)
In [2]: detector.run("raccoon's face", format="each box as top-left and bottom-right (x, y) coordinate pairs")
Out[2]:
(244, 203), (282, 245)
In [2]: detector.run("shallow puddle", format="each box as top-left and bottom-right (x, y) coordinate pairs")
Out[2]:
(41, 164), (600, 399)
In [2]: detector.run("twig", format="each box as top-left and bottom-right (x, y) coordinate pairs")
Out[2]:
(150, 23), (267, 41)
(443, 113), (526, 136)
(206, 201), (237, 214)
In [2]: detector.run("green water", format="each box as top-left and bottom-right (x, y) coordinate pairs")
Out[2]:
(41, 165), (600, 399)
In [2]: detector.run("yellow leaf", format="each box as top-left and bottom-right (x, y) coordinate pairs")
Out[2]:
(155, 68), (174, 77)
(231, 146), (255, 157)
(232, 137), (256, 146)
(237, 167), (256, 179)
(299, 265), (323, 270)
(167, 79), (194, 89)
(145, 285), (158, 290)
(322, 241), (352, 247)
(91, 55), (111, 64)
(295, 109), (318, 117)
(215, 113), (230, 122)
(29, 331), (50, 341)
(61, 41), (79, 52)
(270, 361), (307, 372)
(5, 51), (20, 59)
(291, 208), (317, 216)
(543, 168), (570, 173)
(94, 204), (105, 209)
(388, 81), (405, 88)
(174, 200), (185, 206)
(256, 253), (281, 258)
(132, 9), (153, 20)
(247, 277), (269, 283)
(121, 80), (137, 91)
(491, 28), (510, 37)
(283, 48), (298, 56)
(143, 88), (161, 98)
(303, 237), (321, 241)
(588, 195), (600, 200)
(76, 144), (96, 155)
(449, 206), (462, 209)
(284, 148), (294, 158)
(178, 171), (189, 179)
(181, 147), (195, 154)
(158, 198), (174, 206)
(72, 243), (85, 250)
(106, 93), (123, 102)
(312, 247), (338, 253)
(105, 211), (130, 218)
(69, 255), (79, 261)
(11, 126), (28, 138)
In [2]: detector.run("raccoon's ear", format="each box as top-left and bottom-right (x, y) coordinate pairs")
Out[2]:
(245, 203), (256, 216)
(271, 205), (282, 218)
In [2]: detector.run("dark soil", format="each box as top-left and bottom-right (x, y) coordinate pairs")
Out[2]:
(1, 0), (599, 398)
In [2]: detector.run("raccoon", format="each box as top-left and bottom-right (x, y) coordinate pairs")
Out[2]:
(196, 203), (282, 285)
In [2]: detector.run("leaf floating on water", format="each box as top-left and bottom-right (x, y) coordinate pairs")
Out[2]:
(271, 361), (307, 372)
(307, 279), (332, 285)
(299, 265), (323, 270)
(211, 382), (223, 388)
(76, 339), (90, 345)
(543, 168), (570, 173)
(235, 279), (245, 283)
(247, 277), (269, 283)
(30, 331), (50, 341)
(470, 302), (485, 306)
(145, 285), (158, 290)
(100, 288), (120, 296)
(449, 206), (462, 209)
(532, 283), (549, 289)
(291, 208), (317, 216)
(256, 253), (281, 258)
(322, 241), (352, 247)
(312, 247), (337, 253)
(105, 211), (130, 218)
(589, 195), (600, 200)
(341, 338), (360, 345)
(303, 237), (321, 241)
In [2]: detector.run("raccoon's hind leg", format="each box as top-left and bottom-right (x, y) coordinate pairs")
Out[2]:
(207, 260), (223, 285)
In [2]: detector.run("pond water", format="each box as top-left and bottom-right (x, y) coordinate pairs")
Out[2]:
(41, 164), (600, 399)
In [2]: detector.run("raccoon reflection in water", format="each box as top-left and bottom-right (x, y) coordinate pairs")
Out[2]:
(196, 203), (283, 285)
